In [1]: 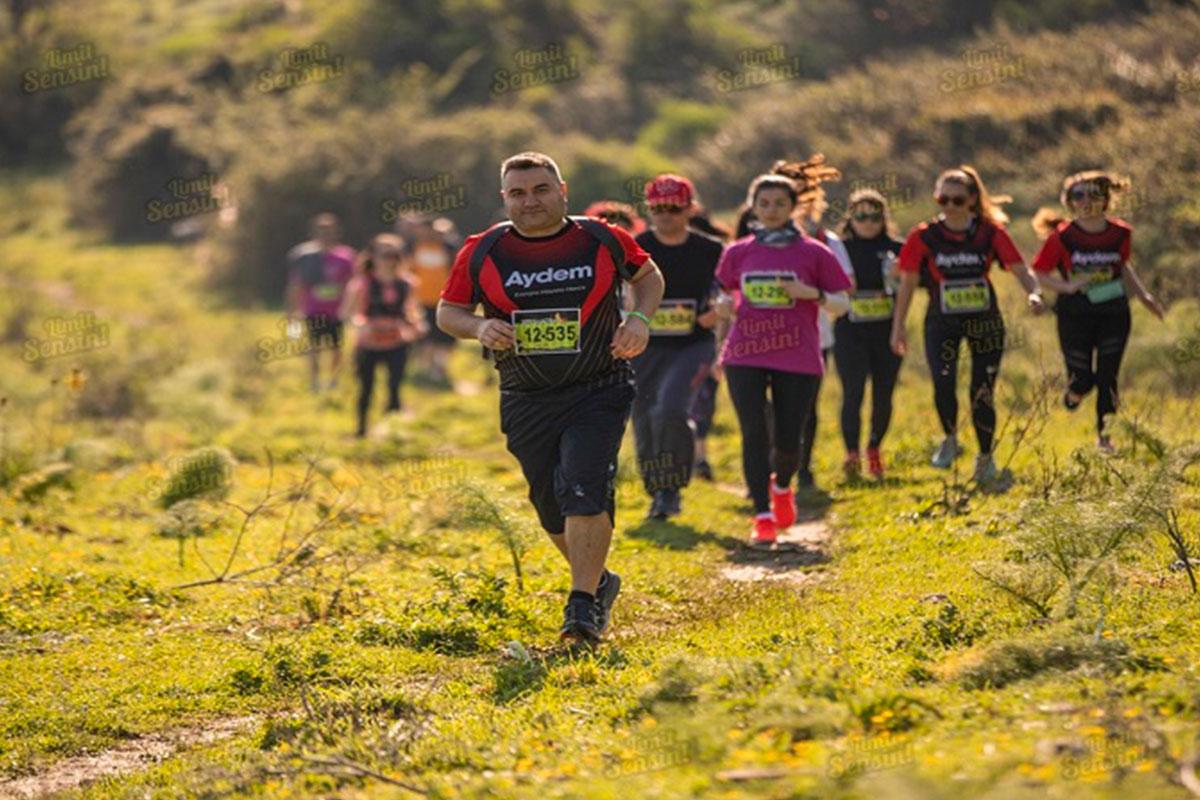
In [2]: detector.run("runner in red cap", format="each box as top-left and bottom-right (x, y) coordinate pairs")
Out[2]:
(629, 174), (725, 519)
(437, 152), (665, 645)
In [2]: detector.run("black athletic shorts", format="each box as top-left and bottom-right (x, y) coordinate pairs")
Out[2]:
(499, 374), (635, 534)
(306, 313), (344, 349)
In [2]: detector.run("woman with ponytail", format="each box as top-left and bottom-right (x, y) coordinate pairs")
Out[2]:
(734, 155), (853, 494)
(1030, 171), (1164, 452)
(890, 166), (1045, 484)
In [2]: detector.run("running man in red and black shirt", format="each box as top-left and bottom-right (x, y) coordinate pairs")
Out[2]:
(890, 166), (1045, 485)
(1030, 171), (1165, 452)
(437, 151), (665, 645)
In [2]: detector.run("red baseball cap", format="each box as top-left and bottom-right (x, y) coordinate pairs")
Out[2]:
(644, 174), (695, 208)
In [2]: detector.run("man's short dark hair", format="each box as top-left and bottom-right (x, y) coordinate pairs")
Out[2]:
(500, 151), (563, 185)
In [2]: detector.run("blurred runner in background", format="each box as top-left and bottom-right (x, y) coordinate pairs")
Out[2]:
(402, 215), (458, 388)
(286, 212), (356, 393)
(341, 233), (427, 437)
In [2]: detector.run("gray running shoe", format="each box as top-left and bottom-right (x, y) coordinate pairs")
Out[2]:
(931, 437), (960, 469)
(973, 453), (998, 484)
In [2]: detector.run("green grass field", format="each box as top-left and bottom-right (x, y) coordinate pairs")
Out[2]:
(2, 171), (1200, 799)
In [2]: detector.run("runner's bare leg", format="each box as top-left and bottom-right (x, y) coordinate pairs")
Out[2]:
(547, 532), (570, 563)
(564, 512), (611, 594)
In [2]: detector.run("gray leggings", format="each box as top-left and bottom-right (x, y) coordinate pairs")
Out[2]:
(630, 338), (715, 494)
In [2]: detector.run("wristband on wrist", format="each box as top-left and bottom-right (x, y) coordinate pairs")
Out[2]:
(627, 310), (651, 326)
(816, 288), (825, 303)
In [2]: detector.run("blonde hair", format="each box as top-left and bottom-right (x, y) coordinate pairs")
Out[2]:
(771, 154), (841, 221)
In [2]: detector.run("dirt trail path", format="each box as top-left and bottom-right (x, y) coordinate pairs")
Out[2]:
(719, 517), (834, 586)
(0, 716), (259, 799)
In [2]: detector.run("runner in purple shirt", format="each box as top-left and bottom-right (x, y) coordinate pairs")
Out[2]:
(286, 213), (356, 392)
(714, 174), (851, 545)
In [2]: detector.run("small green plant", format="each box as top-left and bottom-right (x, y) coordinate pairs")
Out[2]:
(155, 499), (223, 566)
(154, 445), (236, 508)
(974, 442), (1187, 622)
(12, 461), (73, 502)
(452, 482), (534, 591)
(920, 600), (986, 649)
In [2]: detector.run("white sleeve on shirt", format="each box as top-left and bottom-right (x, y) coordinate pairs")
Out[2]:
(817, 231), (852, 349)
(822, 231), (855, 279)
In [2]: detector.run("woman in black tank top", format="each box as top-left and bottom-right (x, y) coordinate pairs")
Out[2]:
(340, 234), (427, 437)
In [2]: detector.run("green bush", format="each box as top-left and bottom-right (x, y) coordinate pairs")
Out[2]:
(154, 445), (236, 508)
(207, 103), (541, 303)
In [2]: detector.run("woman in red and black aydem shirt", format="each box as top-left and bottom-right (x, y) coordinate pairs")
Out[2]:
(1031, 170), (1165, 452)
(890, 166), (1046, 484)
(438, 151), (664, 646)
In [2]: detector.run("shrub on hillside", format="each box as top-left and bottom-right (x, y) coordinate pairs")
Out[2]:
(206, 104), (542, 303)
(65, 71), (230, 241)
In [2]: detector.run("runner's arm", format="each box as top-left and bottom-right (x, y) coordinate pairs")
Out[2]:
(338, 278), (362, 324)
(1036, 270), (1086, 294)
(436, 299), (515, 349)
(611, 258), (664, 359)
(285, 270), (302, 319)
(625, 258), (665, 317)
(1006, 261), (1046, 312)
(890, 270), (919, 356)
(1122, 262), (1166, 319)
(820, 291), (850, 318)
(405, 288), (428, 336)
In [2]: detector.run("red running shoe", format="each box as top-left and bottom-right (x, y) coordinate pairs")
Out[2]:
(751, 515), (777, 545)
(867, 447), (885, 479)
(769, 474), (796, 529)
(843, 450), (861, 479)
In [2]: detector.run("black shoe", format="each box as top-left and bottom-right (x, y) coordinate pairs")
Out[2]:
(693, 460), (714, 482)
(660, 489), (681, 518)
(1063, 390), (1081, 411)
(560, 594), (601, 644)
(646, 491), (668, 520)
(594, 570), (621, 634)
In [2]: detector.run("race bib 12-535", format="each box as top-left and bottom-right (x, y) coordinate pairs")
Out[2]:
(511, 308), (581, 355)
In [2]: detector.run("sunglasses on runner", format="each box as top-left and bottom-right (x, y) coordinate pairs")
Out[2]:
(852, 211), (883, 222)
(936, 194), (970, 207)
(649, 204), (686, 214)
(377, 250), (402, 259)
(1069, 185), (1107, 202)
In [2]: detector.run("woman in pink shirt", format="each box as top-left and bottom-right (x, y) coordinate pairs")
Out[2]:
(715, 174), (852, 544)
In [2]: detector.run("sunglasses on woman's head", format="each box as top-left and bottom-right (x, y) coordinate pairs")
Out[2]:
(936, 194), (969, 207)
(649, 204), (685, 214)
(852, 211), (883, 222)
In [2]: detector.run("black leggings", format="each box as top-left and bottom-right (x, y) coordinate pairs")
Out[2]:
(1056, 308), (1131, 434)
(356, 346), (409, 434)
(924, 313), (1004, 454)
(834, 321), (902, 451)
(725, 365), (821, 514)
